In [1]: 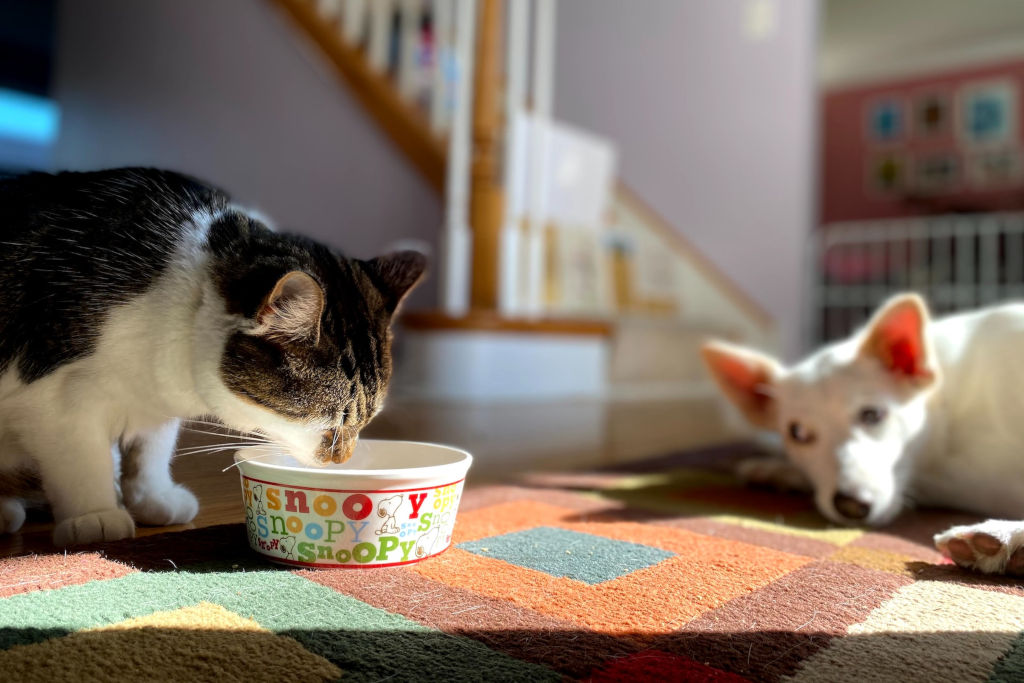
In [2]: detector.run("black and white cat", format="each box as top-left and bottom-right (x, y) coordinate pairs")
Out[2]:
(0, 168), (425, 546)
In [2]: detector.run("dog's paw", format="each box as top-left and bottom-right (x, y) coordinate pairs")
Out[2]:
(53, 508), (135, 546)
(0, 498), (26, 533)
(125, 484), (199, 526)
(735, 457), (811, 493)
(934, 520), (1024, 575)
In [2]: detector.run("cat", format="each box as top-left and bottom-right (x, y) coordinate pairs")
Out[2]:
(0, 167), (425, 546)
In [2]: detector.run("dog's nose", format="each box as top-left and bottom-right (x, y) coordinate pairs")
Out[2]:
(833, 492), (870, 520)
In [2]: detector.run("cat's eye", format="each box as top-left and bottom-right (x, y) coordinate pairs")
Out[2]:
(788, 421), (816, 445)
(858, 406), (886, 426)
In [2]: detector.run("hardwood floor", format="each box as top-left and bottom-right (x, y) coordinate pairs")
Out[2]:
(0, 396), (741, 557)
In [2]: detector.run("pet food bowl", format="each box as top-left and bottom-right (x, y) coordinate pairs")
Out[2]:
(233, 440), (472, 568)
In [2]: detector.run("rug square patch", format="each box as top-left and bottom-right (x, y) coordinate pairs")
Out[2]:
(416, 526), (811, 637)
(789, 581), (1024, 682)
(458, 526), (675, 584)
(0, 553), (135, 599)
(0, 601), (342, 682)
(991, 633), (1024, 682)
(587, 649), (750, 682)
(452, 500), (582, 544)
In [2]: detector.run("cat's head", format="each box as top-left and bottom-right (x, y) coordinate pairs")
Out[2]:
(197, 213), (426, 467)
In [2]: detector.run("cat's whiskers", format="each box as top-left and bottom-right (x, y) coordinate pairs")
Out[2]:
(175, 441), (271, 454)
(179, 427), (271, 444)
(220, 449), (282, 473)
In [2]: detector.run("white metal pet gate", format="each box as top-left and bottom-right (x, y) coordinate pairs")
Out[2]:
(809, 213), (1024, 344)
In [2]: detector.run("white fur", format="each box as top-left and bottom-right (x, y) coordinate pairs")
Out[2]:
(705, 296), (1024, 574)
(0, 211), (335, 545)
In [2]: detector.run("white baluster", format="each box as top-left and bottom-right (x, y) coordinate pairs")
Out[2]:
(367, 0), (394, 72)
(430, 0), (454, 133)
(342, 0), (367, 46)
(317, 0), (343, 20)
(397, 0), (421, 100)
(525, 0), (556, 316)
(498, 0), (529, 315)
(440, 0), (477, 316)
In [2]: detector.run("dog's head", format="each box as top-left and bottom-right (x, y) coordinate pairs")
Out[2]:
(702, 294), (941, 526)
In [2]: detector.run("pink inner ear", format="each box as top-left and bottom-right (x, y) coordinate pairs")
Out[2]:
(872, 305), (928, 377)
(888, 338), (920, 376)
(718, 355), (773, 407)
(719, 355), (759, 392)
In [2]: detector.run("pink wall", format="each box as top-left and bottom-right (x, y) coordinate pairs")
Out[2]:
(822, 59), (1024, 224)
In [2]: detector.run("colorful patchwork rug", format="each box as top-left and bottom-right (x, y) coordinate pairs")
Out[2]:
(2, 444), (1023, 682)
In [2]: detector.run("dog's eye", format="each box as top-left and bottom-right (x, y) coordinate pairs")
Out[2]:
(858, 406), (887, 426)
(788, 421), (816, 444)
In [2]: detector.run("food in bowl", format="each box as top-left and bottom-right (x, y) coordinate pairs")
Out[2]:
(234, 439), (472, 568)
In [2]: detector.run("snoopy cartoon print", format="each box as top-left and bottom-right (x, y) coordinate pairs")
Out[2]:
(246, 507), (257, 543)
(279, 535), (297, 560)
(376, 494), (402, 536)
(414, 527), (441, 558)
(251, 483), (267, 516)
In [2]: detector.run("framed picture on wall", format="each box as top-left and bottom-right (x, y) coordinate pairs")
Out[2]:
(912, 152), (959, 194)
(865, 96), (905, 143)
(966, 147), (1023, 189)
(865, 152), (906, 196)
(958, 79), (1018, 148)
(913, 90), (951, 138)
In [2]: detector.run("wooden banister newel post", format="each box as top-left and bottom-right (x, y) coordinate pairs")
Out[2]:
(469, 0), (506, 311)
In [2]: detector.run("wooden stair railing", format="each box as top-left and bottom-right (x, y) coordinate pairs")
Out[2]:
(468, 0), (505, 310)
(269, 0), (774, 339)
(272, 0), (448, 194)
(273, 0), (507, 317)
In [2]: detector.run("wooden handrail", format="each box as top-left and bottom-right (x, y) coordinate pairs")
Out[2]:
(402, 310), (612, 336)
(271, 0), (448, 194)
(615, 182), (775, 332)
(468, 0), (506, 309)
(271, 0), (773, 334)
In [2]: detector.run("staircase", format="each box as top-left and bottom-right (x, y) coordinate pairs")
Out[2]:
(270, 0), (776, 400)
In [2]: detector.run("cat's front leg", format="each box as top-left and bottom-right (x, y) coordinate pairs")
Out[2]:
(26, 424), (135, 546)
(120, 419), (198, 527)
(0, 498), (26, 533)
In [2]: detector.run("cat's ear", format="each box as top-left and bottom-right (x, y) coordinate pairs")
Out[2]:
(251, 271), (325, 344)
(362, 250), (428, 314)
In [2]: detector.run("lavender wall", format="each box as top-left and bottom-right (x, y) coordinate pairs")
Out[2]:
(52, 0), (440, 305)
(554, 0), (818, 357)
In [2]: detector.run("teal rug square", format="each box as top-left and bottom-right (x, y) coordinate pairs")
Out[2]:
(458, 526), (674, 584)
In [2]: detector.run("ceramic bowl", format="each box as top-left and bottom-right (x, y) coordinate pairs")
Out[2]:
(234, 439), (472, 568)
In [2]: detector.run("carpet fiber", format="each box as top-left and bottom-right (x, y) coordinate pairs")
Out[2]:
(2, 444), (1023, 682)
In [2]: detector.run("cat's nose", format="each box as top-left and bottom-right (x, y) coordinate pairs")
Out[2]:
(833, 492), (870, 520)
(330, 434), (357, 464)
(317, 429), (358, 464)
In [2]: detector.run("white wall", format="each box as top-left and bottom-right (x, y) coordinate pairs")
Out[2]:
(52, 0), (441, 302)
(554, 0), (818, 359)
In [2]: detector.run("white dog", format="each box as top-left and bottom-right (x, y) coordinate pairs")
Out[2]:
(702, 293), (1024, 575)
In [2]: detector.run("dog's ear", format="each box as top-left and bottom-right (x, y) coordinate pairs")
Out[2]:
(701, 341), (781, 430)
(858, 293), (936, 387)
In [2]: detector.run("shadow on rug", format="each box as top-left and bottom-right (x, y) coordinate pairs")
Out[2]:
(1, 443), (1022, 682)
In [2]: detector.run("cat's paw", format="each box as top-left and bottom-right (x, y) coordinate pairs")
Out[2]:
(125, 484), (199, 526)
(0, 498), (26, 533)
(735, 457), (811, 493)
(934, 520), (1024, 575)
(53, 508), (135, 546)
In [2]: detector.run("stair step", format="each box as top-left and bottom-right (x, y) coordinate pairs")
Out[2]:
(609, 318), (738, 384)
